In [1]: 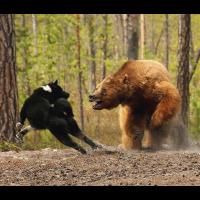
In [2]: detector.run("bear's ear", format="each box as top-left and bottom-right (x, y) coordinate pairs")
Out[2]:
(105, 76), (114, 84)
(53, 80), (58, 85)
(122, 74), (129, 84)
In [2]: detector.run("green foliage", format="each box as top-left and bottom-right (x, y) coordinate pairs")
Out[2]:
(14, 14), (200, 149)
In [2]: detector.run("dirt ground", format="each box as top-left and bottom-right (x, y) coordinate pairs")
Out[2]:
(1, 146), (200, 186)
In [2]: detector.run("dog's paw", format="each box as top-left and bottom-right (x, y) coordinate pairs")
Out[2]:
(16, 122), (23, 132)
(90, 141), (104, 150)
(79, 148), (87, 154)
(94, 143), (104, 149)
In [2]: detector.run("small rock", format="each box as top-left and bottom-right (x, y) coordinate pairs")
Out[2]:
(183, 167), (187, 171)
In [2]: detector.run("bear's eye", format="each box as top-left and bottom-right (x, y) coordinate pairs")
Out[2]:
(101, 89), (107, 96)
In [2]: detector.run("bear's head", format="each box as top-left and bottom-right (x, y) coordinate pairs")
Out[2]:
(89, 74), (129, 110)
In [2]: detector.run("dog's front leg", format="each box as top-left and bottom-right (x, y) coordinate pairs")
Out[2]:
(16, 125), (35, 143)
(16, 122), (24, 132)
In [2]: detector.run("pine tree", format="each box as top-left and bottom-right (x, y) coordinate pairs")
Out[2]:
(0, 14), (19, 142)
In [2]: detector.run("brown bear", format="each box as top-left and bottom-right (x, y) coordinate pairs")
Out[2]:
(89, 60), (184, 150)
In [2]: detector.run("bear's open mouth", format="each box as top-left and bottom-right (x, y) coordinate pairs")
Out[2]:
(93, 100), (103, 110)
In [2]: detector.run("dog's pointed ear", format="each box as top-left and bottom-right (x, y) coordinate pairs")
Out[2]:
(53, 80), (58, 85)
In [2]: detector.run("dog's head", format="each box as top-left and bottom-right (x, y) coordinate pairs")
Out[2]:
(41, 80), (70, 101)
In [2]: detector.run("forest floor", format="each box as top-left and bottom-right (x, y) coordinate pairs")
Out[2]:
(1, 146), (200, 186)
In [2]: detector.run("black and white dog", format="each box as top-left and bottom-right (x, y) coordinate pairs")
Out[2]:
(16, 80), (101, 154)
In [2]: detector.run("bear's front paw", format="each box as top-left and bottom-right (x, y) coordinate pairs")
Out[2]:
(150, 111), (163, 128)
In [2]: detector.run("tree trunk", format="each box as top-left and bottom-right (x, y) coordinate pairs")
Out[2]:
(154, 27), (164, 55)
(88, 15), (96, 94)
(32, 14), (38, 56)
(120, 14), (127, 57)
(76, 14), (84, 131)
(102, 14), (108, 80)
(177, 14), (191, 127)
(144, 15), (147, 47)
(116, 14), (124, 57)
(150, 15), (155, 53)
(32, 15), (40, 143)
(164, 14), (169, 69)
(21, 15), (31, 96)
(140, 14), (145, 59)
(189, 28), (200, 83)
(127, 14), (139, 60)
(0, 14), (19, 142)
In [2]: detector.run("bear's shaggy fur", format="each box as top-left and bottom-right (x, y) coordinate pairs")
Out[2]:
(89, 60), (183, 150)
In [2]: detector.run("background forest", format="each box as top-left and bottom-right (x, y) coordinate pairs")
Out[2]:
(0, 14), (200, 150)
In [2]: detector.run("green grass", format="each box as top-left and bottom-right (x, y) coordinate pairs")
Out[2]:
(0, 141), (22, 152)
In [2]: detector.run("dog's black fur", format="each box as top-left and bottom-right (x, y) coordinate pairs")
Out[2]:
(16, 80), (101, 154)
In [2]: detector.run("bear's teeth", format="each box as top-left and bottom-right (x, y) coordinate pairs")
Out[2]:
(96, 100), (102, 103)
(92, 102), (97, 106)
